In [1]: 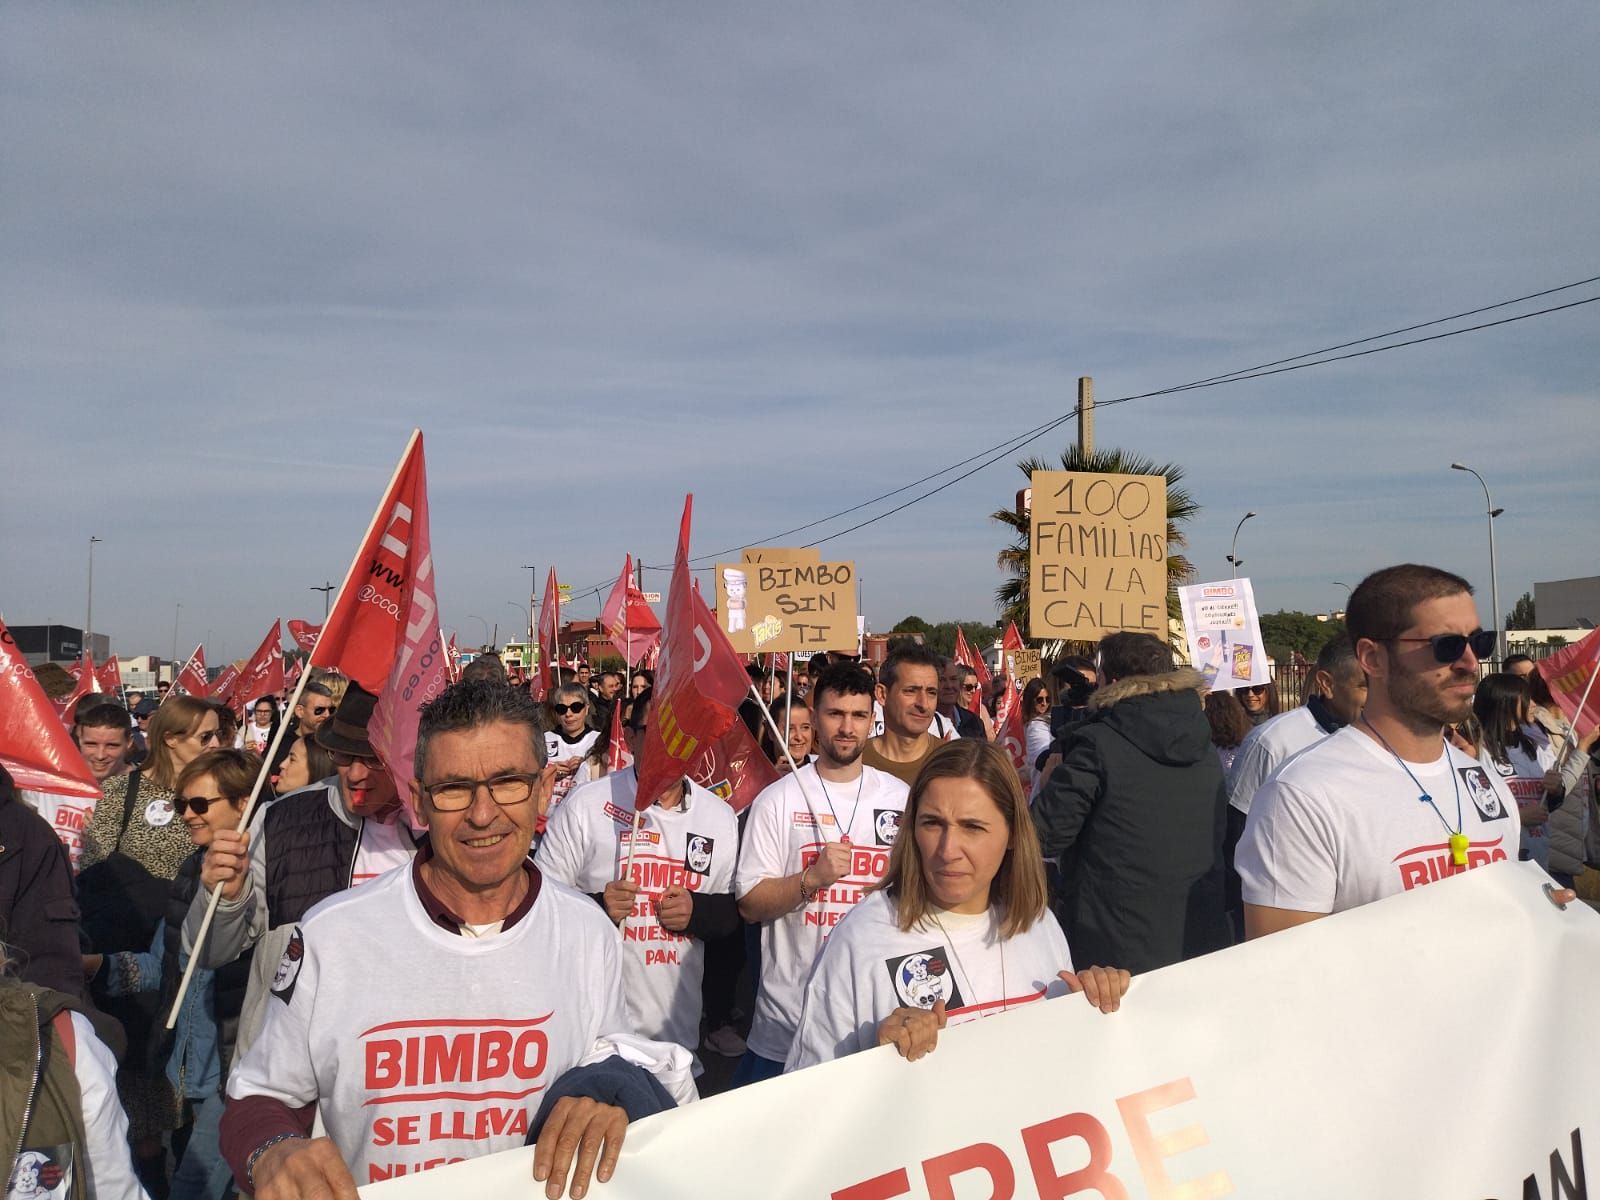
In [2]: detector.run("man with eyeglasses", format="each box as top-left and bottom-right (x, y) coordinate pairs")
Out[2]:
(221, 679), (691, 1200)
(535, 688), (739, 1069)
(185, 683), (418, 1059)
(1238, 563), (1565, 938)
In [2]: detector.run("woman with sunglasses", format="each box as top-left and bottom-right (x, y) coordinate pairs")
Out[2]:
(78, 694), (225, 1192)
(541, 683), (601, 832)
(1235, 679), (1280, 728)
(1021, 677), (1053, 785)
(87, 749), (261, 1200)
(787, 740), (1129, 1071)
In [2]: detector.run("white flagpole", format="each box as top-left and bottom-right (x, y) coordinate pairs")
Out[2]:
(168, 430), (419, 1029)
(746, 681), (824, 826)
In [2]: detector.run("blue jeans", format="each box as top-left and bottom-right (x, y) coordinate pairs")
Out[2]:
(171, 1091), (233, 1200)
(730, 1050), (785, 1088)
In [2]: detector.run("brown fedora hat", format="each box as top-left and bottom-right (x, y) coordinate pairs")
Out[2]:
(314, 684), (379, 758)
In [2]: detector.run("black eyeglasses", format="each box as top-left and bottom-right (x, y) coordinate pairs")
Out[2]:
(196, 730), (223, 746)
(175, 794), (231, 816)
(550, 701), (587, 715)
(423, 772), (540, 813)
(332, 750), (381, 769)
(1391, 630), (1496, 664)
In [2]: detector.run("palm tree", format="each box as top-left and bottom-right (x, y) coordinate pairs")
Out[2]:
(992, 446), (1198, 637)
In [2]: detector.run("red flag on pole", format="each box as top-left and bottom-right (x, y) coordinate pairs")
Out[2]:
(606, 696), (630, 774)
(95, 655), (122, 697)
(1536, 628), (1600, 738)
(993, 676), (1028, 776)
(170, 644), (209, 699)
(311, 431), (449, 809)
(1002, 622), (1026, 656)
(287, 620), (322, 652)
(601, 555), (664, 667)
(0, 618), (100, 800)
(687, 719), (780, 814)
(953, 628), (990, 714)
(53, 668), (95, 724)
(223, 621), (286, 707)
(536, 567), (560, 700)
(633, 496), (751, 812)
(210, 663), (242, 708)
(65, 656), (89, 685)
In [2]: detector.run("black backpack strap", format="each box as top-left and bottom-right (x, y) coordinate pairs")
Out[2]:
(116, 770), (143, 849)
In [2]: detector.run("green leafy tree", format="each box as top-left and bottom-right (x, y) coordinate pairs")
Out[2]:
(1505, 592), (1536, 631)
(991, 446), (1198, 636)
(1258, 611), (1346, 664)
(888, 617), (1001, 660)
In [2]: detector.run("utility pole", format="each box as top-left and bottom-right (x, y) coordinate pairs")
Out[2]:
(172, 602), (182, 666)
(85, 536), (102, 667)
(310, 581), (335, 621)
(522, 564), (537, 649)
(1077, 376), (1094, 456)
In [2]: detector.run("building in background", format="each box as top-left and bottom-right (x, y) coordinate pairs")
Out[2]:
(10, 624), (111, 669)
(1534, 577), (1600, 630)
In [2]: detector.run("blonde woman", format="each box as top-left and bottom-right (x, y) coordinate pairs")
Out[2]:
(787, 739), (1128, 1071)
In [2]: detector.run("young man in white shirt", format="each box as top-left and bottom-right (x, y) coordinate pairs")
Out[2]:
(536, 689), (739, 1068)
(1237, 563), (1575, 938)
(732, 662), (911, 1084)
(219, 679), (688, 1200)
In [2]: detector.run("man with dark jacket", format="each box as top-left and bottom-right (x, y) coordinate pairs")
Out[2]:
(1032, 632), (1232, 975)
(0, 764), (85, 1000)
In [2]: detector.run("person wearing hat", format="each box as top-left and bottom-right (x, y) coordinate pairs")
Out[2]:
(181, 684), (419, 1059)
(129, 696), (158, 767)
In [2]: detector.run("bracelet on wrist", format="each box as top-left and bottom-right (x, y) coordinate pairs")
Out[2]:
(247, 1133), (307, 1189)
(798, 868), (818, 903)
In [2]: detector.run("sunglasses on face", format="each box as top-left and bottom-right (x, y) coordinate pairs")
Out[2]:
(550, 701), (587, 715)
(175, 794), (232, 816)
(304, 705), (334, 716)
(1391, 629), (1496, 664)
(332, 750), (381, 769)
(195, 730), (223, 745)
(959, 683), (980, 694)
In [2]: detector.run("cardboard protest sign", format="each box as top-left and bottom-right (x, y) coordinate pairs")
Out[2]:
(1028, 470), (1168, 641)
(714, 559), (858, 653)
(1007, 648), (1041, 682)
(740, 546), (821, 564)
(1179, 577), (1271, 688)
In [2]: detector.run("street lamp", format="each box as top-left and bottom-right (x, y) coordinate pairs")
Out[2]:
(506, 601), (531, 650)
(310, 581), (335, 622)
(522, 565), (537, 648)
(1451, 463), (1504, 666)
(85, 536), (102, 668)
(468, 614), (491, 650)
(172, 602), (182, 666)
(1227, 511), (1257, 578)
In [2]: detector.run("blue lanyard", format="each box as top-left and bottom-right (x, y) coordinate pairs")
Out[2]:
(1362, 717), (1464, 840)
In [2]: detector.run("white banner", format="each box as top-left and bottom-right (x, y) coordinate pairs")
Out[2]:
(1178, 577), (1270, 689)
(363, 862), (1597, 1199)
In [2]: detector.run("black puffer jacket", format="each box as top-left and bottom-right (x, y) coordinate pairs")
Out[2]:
(1033, 669), (1232, 974)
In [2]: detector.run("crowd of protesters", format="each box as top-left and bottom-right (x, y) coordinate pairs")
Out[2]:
(3, 562), (1596, 1199)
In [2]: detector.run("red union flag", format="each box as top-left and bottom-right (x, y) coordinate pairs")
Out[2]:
(536, 567), (560, 700)
(170, 644), (209, 699)
(634, 496), (751, 812)
(993, 676), (1028, 776)
(606, 696), (630, 773)
(210, 662), (242, 707)
(953, 627), (990, 714)
(312, 431), (449, 808)
(0, 618), (100, 800)
(53, 668), (94, 723)
(287, 620), (322, 652)
(687, 719), (780, 814)
(223, 621), (285, 707)
(601, 556), (664, 667)
(1537, 627), (1600, 739)
(96, 656), (122, 697)
(1002, 622), (1026, 656)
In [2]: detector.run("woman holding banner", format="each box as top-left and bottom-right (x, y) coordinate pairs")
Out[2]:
(786, 739), (1128, 1071)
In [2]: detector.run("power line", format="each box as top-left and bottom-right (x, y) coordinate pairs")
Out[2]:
(560, 277), (1596, 586)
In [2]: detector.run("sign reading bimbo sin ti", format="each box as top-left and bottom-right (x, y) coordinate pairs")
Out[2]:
(1029, 471), (1168, 642)
(716, 555), (858, 654)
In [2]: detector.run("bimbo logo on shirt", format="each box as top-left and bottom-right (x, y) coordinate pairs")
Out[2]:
(1392, 837), (1509, 891)
(887, 948), (965, 1010)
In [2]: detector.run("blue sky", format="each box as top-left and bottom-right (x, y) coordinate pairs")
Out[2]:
(3, 3), (1596, 662)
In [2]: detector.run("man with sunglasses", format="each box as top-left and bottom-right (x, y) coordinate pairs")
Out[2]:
(221, 678), (690, 1200)
(185, 683), (418, 1058)
(266, 680), (337, 777)
(1238, 564), (1552, 939)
